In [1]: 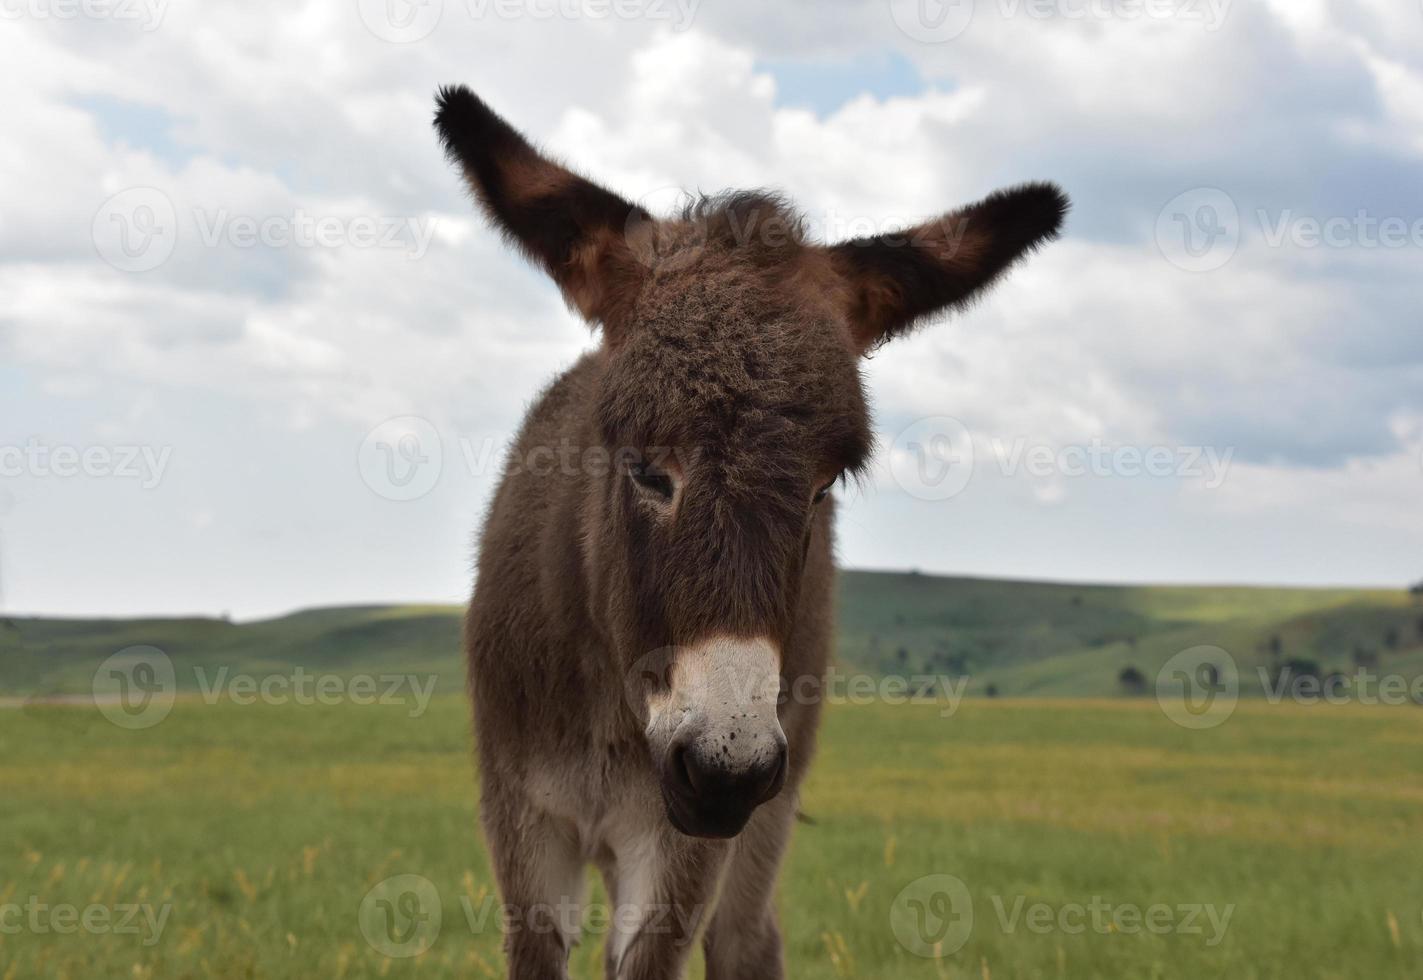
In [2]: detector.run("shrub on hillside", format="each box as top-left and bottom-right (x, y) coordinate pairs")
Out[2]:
(1118, 665), (1147, 694)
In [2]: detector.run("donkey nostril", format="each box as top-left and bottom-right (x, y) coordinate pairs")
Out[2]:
(751, 744), (789, 805)
(671, 742), (700, 796)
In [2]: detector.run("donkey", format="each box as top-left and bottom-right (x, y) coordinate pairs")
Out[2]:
(434, 85), (1065, 980)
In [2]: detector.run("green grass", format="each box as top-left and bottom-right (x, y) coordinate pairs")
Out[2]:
(4, 573), (1421, 976)
(3, 696), (1422, 978)
(5, 572), (1422, 702)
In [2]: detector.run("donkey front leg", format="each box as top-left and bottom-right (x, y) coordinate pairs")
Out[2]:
(701, 794), (796, 980)
(482, 794), (587, 980)
(606, 831), (729, 980)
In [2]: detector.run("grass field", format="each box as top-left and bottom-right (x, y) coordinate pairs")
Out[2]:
(4, 695), (1422, 979)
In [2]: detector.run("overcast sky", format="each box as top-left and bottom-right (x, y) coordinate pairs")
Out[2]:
(2, 0), (1421, 618)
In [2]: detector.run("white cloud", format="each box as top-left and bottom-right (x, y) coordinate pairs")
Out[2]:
(2, 2), (1421, 615)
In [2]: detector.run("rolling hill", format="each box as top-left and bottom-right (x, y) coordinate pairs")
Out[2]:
(3, 571), (1421, 700)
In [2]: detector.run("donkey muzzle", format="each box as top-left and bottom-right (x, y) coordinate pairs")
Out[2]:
(650, 636), (788, 839)
(661, 724), (788, 839)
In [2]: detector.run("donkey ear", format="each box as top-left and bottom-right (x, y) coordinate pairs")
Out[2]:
(827, 183), (1068, 354)
(433, 85), (648, 332)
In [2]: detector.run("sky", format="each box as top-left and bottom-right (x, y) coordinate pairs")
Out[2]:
(1, 0), (1421, 618)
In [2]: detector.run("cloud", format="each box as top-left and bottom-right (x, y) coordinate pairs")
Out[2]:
(2, 2), (1421, 614)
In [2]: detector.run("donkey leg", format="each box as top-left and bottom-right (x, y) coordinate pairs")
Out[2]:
(482, 794), (586, 980)
(701, 794), (796, 980)
(606, 832), (728, 980)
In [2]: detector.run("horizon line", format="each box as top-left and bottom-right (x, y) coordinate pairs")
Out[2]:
(4, 566), (1415, 625)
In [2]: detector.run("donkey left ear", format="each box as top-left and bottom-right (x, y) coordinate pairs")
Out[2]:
(434, 85), (648, 334)
(826, 182), (1068, 354)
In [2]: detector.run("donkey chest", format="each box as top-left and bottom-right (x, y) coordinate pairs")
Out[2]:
(524, 737), (663, 856)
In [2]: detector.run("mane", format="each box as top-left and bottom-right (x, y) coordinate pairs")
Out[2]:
(674, 190), (810, 265)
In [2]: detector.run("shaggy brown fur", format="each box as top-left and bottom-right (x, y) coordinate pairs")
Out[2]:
(434, 84), (1066, 980)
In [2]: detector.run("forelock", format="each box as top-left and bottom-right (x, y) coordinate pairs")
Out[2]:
(676, 190), (809, 266)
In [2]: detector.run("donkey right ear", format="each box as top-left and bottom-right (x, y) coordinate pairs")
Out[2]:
(827, 183), (1068, 354)
(434, 85), (648, 334)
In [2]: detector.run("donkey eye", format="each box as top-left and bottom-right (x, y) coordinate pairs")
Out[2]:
(630, 463), (674, 501)
(813, 478), (837, 504)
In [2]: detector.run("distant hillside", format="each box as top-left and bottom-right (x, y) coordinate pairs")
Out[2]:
(3, 572), (1421, 699)
(836, 571), (1423, 698)
(0, 605), (464, 697)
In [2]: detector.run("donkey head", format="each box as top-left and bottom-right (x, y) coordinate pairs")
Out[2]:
(436, 86), (1066, 838)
